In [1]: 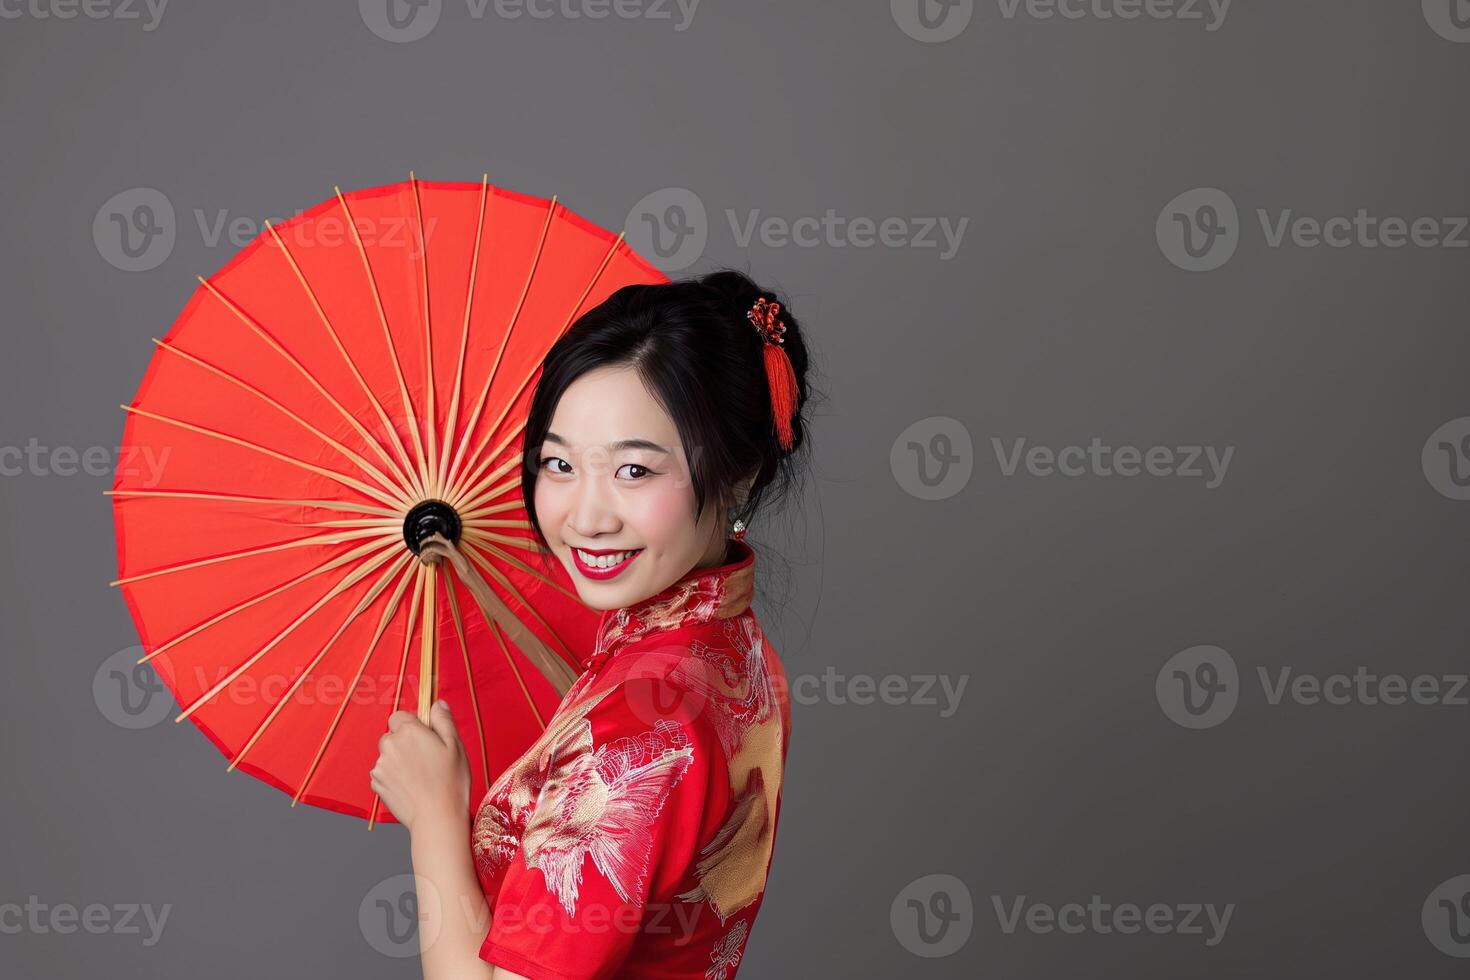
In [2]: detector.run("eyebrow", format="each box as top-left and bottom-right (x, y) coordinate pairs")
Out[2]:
(544, 432), (673, 454)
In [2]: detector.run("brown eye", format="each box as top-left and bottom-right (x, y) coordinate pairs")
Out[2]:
(540, 457), (571, 475)
(617, 463), (652, 481)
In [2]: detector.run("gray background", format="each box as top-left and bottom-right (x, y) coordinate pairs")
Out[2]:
(3, 0), (1469, 977)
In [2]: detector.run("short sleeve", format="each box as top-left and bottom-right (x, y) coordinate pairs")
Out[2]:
(479, 676), (722, 980)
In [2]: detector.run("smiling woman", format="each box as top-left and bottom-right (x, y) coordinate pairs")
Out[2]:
(374, 268), (819, 980)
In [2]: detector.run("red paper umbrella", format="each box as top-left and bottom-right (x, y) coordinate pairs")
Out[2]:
(110, 176), (668, 826)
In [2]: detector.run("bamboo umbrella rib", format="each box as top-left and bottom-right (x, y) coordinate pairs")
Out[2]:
(457, 528), (575, 601)
(112, 527), (396, 588)
(175, 544), (402, 722)
(119, 404), (404, 511)
(263, 220), (424, 499)
(460, 526), (544, 560)
(149, 338), (413, 507)
(446, 434), (521, 512)
(299, 519), (403, 530)
(455, 498), (522, 521)
(105, 488), (399, 519)
(136, 537), (400, 665)
(460, 518), (533, 531)
(492, 617), (546, 730)
(441, 566), (491, 789)
(228, 551), (413, 772)
(335, 187), (432, 501)
(408, 173), (440, 499)
(195, 273), (422, 501)
(445, 231), (625, 503)
(370, 564), (426, 831)
(417, 561), (438, 722)
(441, 196), (558, 494)
(435, 175), (490, 495)
(448, 458), (522, 515)
(292, 557), (417, 806)
(460, 540), (578, 666)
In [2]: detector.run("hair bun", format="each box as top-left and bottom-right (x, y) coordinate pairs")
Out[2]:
(692, 269), (809, 456)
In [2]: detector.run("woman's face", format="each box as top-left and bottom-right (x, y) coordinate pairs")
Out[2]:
(532, 364), (728, 611)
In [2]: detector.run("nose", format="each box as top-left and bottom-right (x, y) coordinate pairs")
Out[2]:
(565, 466), (620, 541)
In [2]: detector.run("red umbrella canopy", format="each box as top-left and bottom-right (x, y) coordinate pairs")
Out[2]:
(110, 176), (669, 825)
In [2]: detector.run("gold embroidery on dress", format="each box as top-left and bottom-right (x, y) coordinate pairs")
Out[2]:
(673, 618), (785, 923)
(472, 686), (696, 918)
(521, 719), (693, 916)
(705, 918), (749, 980)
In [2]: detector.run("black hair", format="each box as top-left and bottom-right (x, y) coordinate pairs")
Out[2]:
(519, 268), (820, 562)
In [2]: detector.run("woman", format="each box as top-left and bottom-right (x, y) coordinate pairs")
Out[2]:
(370, 269), (815, 979)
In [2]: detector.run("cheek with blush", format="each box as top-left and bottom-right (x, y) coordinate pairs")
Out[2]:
(623, 479), (699, 555)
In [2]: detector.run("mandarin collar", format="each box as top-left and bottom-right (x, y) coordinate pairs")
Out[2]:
(580, 540), (756, 674)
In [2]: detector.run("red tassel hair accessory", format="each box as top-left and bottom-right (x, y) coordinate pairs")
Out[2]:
(746, 296), (799, 451)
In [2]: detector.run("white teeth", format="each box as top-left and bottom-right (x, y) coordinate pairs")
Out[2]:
(576, 549), (637, 569)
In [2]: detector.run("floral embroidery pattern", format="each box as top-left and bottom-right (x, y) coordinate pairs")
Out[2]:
(522, 719), (694, 916)
(472, 686), (617, 887)
(705, 919), (749, 980)
(472, 688), (696, 918)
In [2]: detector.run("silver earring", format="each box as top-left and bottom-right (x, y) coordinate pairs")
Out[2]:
(731, 518), (747, 541)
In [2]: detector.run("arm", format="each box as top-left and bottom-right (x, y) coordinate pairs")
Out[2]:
(375, 702), (531, 980)
(410, 808), (498, 980)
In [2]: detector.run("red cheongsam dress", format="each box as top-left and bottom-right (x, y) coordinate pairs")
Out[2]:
(471, 539), (791, 980)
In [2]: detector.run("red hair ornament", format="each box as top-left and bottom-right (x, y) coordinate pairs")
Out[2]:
(747, 296), (799, 452)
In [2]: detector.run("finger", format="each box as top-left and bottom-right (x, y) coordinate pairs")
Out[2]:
(428, 699), (459, 747)
(386, 710), (415, 732)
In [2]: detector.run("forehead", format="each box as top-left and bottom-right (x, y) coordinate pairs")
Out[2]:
(547, 365), (679, 449)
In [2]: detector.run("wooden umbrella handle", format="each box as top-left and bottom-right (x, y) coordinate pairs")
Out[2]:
(417, 534), (579, 697)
